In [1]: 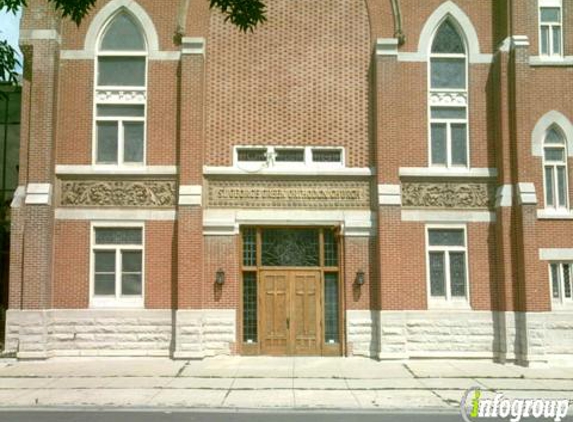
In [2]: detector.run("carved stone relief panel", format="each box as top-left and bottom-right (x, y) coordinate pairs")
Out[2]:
(207, 180), (370, 209)
(401, 182), (494, 209)
(60, 180), (176, 207)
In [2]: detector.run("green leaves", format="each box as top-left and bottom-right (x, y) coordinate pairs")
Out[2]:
(210, 0), (267, 32)
(46, 0), (97, 25)
(0, 40), (20, 84)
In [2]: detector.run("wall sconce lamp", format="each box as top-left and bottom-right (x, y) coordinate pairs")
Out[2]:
(215, 269), (225, 286)
(355, 270), (365, 286)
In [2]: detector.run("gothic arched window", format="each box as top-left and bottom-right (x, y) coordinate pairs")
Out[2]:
(429, 19), (468, 168)
(95, 12), (147, 165)
(544, 126), (569, 209)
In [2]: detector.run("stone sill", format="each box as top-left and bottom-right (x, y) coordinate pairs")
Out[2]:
(537, 209), (573, 220)
(203, 166), (374, 177)
(399, 167), (497, 179)
(529, 56), (573, 67)
(55, 165), (178, 176)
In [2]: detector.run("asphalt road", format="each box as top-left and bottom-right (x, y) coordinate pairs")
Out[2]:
(0, 410), (547, 422)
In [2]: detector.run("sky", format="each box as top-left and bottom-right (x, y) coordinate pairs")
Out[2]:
(0, 8), (23, 73)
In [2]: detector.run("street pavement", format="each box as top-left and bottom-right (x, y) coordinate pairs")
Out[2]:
(0, 357), (570, 412)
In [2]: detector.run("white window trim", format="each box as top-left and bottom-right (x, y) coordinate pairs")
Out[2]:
(425, 224), (471, 309)
(549, 262), (573, 309)
(93, 12), (148, 167)
(427, 18), (470, 170)
(542, 128), (569, 211)
(90, 222), (145, 308)
(233, 146), (345, 172)
(538, 0), (563, 58)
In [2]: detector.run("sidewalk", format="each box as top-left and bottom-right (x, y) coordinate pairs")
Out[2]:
(0, 357), (572, 410)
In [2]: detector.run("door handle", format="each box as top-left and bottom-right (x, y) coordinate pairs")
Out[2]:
(286, 317), (290, 329)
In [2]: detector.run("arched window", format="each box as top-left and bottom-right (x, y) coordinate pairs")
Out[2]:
(544, 126), (569, 209)
(95, 12), (147, 165)
(429, 19), (468, 168)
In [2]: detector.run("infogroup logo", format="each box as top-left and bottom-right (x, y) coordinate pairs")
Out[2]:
(460, 387), (570, 422)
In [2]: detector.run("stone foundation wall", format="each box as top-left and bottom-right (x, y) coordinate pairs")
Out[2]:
(5, 309), (236, 359)
(346, 310), (573, 365)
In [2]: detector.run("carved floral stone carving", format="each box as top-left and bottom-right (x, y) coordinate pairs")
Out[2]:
(60, 180), (176, 207)
(401, 182), (494, 209)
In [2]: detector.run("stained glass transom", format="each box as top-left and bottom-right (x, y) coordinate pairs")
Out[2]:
(261, 229), (319, 267)
(431, 20), (465, 54)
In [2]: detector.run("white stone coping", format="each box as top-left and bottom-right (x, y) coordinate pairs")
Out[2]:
(203, 209), (376, 236)
(25, 183), (52, 205)
(511, 35), (530, 47)
(539, 248), (573, 260)
(20, 29), (61, 43)
(516, 182), (537, 205)
(399, 167), (497, 179)
(495, 184), (513, 208)
(55, 165), (178, 176)
(378, 184), (401, 205)
(376, 38), (398, 56)
(203, 166), (374, 177)
(401, 210), (496, 223)
(55, 209), (176, 220)
(179, 185), (202, 206)
(181, 37), (205, 55)
(529, 56), (573, 67)
(10, 186), (26, 208)
(537, 209), (573, 219)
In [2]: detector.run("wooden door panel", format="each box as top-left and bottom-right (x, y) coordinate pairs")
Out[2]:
(292, 272), (321, 355)
(261, 272), (288, 355)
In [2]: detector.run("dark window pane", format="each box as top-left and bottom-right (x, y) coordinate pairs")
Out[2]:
(95, 250), (115, 272)
(96, 121), (118, 164)
(449, 252), (466, 297)
(431, 20), (465, 54)
(541, 7), (561, 22)
(545, 167), (555, 206)
(275, 149), (304, 162)
(101, 13), (146, 51)
(431, 58), (466, 89)
(242, 228), (257, 267)
(551, 264), (560, 299)
(431, 107), (466, 120)
(124, 122), (144, 163)
(261, 229), (319, 267)
(564, 264), (571, 299)
(552, 27), (561, 55)
(98, 57), (145, 86)
(544, 148), (565, 162)
(324, 229), (338, 267)
(95, 228), (142, 245)
(97, 105), (144, 117)
(312, 149), (342, 163)
(431, 123), (447, 165)
(122, 251), (142, 272)
(428, 229), (465, 246)
(243, 272), (258, 342)
(451, 123), (468, 166)
(546, 128), (565, 144)
(541, 26), (550, 55)
(237, 148), (266, 162)
(324, 273), (339, 343)
(557, 167), (567, 207)
(429, 252), (445, 297)
(121, 273), (142, 296)
(94, 274), (115, 295)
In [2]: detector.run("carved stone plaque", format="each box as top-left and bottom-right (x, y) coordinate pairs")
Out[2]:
(207, 180), (370, 209)
(60, 180), (176, 207)
(401, 182), (494, 209)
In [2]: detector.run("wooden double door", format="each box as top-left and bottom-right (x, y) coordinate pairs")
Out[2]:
(260, 270), (322, 356)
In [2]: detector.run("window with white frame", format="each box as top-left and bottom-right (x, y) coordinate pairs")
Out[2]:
(426, 227), (469, 304)
(550, 262), (572, 305)
(543, 126), (569, 210)
(95, 12), (147, 166)
(539, 1), (563, 57)
(429, 19), (469, 168)
(91, 226), (144, 307)
(234, 146), (344, 169)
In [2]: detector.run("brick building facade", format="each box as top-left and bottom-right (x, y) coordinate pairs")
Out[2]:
(5, 0), (573, 364)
